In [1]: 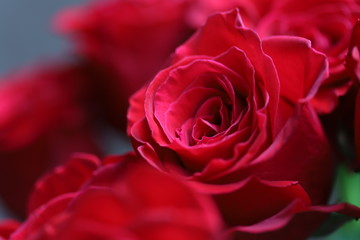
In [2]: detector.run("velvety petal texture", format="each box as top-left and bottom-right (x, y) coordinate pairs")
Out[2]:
(128, 9), (360, 239)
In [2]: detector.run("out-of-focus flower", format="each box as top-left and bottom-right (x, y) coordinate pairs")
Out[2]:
(0, 62), (101, 217)
(128, 9), (360, 239)
(9, 153), (225, 240)
(54, 0), (194, 131)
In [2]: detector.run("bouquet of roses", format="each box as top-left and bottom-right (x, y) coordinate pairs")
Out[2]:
(1, 0), (360, 239)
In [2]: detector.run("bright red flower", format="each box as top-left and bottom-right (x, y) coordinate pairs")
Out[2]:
(128, 9), (360, 239)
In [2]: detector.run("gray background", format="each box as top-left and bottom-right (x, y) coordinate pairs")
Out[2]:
(0, 0), (84, 75)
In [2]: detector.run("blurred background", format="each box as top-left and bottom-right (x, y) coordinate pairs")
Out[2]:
(0, 0), (85, 218)
(0, 0), (84, 75)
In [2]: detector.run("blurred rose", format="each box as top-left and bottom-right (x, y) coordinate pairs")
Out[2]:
(128, 9), (360, 239)
(10, 153), (225, 240)
(0, 62), (101, 217)
(55, 0), (194, 131)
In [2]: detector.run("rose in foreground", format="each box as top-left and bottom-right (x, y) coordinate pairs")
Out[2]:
(8, 153), (224, 240)
(128, 9), (360, 239)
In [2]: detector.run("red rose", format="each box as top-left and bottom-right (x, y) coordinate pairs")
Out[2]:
(128, 9), (360, 238)
(55, 0), (193, 130)
(0, 62), (100, 217)
(11, 153), (225, 240)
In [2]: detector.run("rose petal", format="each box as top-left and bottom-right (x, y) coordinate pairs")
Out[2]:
(27, 153), (101, 214)
(262, 36), (328, 131)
